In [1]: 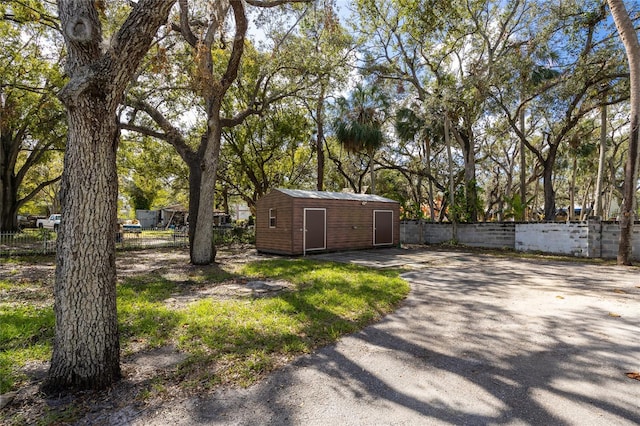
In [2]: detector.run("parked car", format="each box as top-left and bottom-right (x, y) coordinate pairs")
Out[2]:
(36, 214), (61, 231)
(17, 215), (29, 228)
(121, 220), (142, 234)
(17, 215), (41, 229)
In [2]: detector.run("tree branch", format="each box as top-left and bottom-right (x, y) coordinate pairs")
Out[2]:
(123, 98), (196, 163)
(177, 0), (198, 47)
(119, 123), (168, 141)
(221, 0), (248, 91)
(244, 0), (312, 7)
(17, 175), (63, 210)
(57, 0), (176, 108)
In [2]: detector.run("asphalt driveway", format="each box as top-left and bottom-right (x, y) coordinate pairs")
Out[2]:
(136, 248), (640, 425)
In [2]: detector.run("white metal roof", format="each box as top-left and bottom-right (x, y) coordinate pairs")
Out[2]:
(275, 188), (398, 203)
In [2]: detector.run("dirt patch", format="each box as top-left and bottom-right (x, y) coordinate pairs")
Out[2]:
(0, 246), (288, 425)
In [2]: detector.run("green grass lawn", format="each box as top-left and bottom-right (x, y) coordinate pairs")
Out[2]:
(0, 258), (409, 395)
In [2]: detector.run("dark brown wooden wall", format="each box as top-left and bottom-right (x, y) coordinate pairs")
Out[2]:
(255, 191), (294, 254)
(256, 190), (400, 255)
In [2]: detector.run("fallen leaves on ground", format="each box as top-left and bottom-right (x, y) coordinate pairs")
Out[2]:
(625, 372), (640, 381)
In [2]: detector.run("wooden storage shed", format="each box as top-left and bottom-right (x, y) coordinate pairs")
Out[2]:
(255, 188), (400, 255)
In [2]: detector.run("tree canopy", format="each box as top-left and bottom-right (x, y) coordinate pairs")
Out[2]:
(0, 2), (638, 241)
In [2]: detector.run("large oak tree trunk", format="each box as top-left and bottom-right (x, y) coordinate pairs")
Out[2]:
(187, 158), (202, 261)
(191, 115), (223, 265)
(1, 127), (22, 231)
(47, 104), (121, 390)
(44, 0), (176, 392)
(0, 168), (18, 231)
(607, 0), (640, 265)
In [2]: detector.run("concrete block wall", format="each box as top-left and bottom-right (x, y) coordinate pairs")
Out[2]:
(400, 221), (454, 244)
(600, 222), (640, 260)
(457, 223), (516, 249)
(400, 221), (515, 248)
(399, 220), (640, 260)
(425, 223), (456, 244)
(515, 222), (590, 257)
(399, 220), (425, 244)
(587, 221), (602, 258)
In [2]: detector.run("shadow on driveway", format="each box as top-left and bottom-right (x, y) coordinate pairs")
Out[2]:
(135, 248), (640, 425)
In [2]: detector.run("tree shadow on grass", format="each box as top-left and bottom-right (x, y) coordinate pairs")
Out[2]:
(55, 258), (407, 424)
(161, 252), (640, 425)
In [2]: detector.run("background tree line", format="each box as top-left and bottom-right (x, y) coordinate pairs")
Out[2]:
(4, 0), (636, 231)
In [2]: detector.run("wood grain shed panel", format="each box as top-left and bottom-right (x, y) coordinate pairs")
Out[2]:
(256, 189), (399, 255)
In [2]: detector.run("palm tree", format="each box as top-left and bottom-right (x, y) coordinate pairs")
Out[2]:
(395, 107), (440, 220)
(333, 83), (388, 194)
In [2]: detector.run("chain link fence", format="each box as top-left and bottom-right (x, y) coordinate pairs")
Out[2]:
(0, 227), (255, 257)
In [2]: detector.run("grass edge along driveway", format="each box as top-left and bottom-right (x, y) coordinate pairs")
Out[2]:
(0, 258), (409, 396)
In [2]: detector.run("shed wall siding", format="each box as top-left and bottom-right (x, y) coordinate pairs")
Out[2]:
(291, 199), (399, 255)
(255, 191), (294, 254)
(256, 190), (399, 255)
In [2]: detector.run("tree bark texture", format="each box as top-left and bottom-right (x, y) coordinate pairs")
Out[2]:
(191, 114), (223, 265)
(48, 102), (121, 391)
(607, 0), (640, 265)
(595, 103), (607, 218)
(0, 154), (18, 231)
(316, 84), (326, 191)
(45, 0), (175, 392)
(185, 0), (247, 265)
(543, 158), (556, 221)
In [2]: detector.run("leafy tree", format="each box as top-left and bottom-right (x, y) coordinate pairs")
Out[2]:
(566, 126), (598, 220)
(45, 0), (176, 393)
(353, 0), (530, 221)
(218, 100), (314, 210)
(0, 2), (65, 231)
(333, 83), (388, 194)
(394, 107), (445, 220)
(489, 1), (628, 220)
(449, 181), (483, 223)
(325, 135), (377, 194)
(607, 0), (640, 265)
(282, 0), (354, 191)
(124, 0), (313, 265)
(118, 134), (188, 215)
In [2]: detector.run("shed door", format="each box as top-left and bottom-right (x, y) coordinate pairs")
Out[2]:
(374, 210), (394, 246)
(304, 208), (326, 254)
